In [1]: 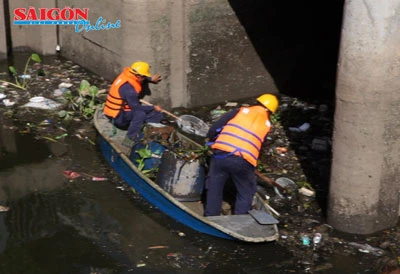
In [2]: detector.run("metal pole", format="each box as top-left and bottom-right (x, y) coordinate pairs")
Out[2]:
(3, 0), (13, 74)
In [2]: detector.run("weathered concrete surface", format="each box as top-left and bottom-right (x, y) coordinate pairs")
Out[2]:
(57, 0), (174, 107)
(0, 0), (283, 108)
(0, 2), (7, 59)
(187, 0), (278, 107)
(0, 0), (342, 109)
(328, 0), (400, 234)
(57, 0), (122, 79)
(6, 0), (57, 54)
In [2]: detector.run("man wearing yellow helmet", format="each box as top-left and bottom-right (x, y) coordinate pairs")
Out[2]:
(103, 61), (163, 147)
(204, 94), (279, 216)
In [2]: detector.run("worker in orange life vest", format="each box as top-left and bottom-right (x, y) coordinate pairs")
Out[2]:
(103, 61), (163, 147)
(204, 94), (279, 216)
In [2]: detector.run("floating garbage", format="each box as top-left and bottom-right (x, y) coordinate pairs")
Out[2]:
(53, 89), (64, 97)
(299, 187), (315, 197)
(301, 235), (310, 246)
(210, 107), (227, 121)
(148, 246), (169, 250)
(63, 170), (108, 181)
(313, 233), (322, 246)
(0, 205), (10, 212)
(225, 102), (238, 107)
(275, 147), (287, 154)
(63, 170), (81, 179)
(58, 82), (73, 89)
(274, 177), (298, 198)
(348, 242), (384, 256)
(39, 119), (51, 126)
(55, 133), (68, 139)
(23, 96), (61, 109)
(92, 177), (107, 181)
(288, 122), (310, 132)
(311, 138), (330, 151)
(3, 99), (15, 107)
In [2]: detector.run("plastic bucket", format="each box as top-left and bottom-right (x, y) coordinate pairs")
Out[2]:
(274, 177), (298, 198)
(155, 150), (205, 201)
(177, 115), (209, 137)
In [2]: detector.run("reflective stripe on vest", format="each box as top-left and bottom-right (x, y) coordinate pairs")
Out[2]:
(103, 67), (142, 118)
(211, 106), (271, 167)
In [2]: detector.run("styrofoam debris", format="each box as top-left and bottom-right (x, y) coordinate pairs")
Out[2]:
(3, 99), (15, 106)
(23, 97), (61, 109)
(58, 82), (73, 89)
(225, 102), (238, 107)
(289, 122), (310, 132)
(299, 187), (315, 197)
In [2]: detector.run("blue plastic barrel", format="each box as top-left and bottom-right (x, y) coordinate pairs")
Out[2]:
(130, 141), (166, 170)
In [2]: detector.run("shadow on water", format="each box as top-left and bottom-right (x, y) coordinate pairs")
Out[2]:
(0, 127), (295, 274)
(0, 120), (376, 274)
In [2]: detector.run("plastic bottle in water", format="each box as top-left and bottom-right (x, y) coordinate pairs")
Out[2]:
(301, 235), (310, 246)
(313, 233), (322, 245)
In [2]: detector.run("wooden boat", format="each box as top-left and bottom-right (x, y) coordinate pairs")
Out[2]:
(94, 109), (279, 243)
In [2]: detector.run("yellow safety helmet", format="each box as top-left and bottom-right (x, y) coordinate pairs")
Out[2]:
(257, 94), (279, 113)
(130, 61), (151, 77)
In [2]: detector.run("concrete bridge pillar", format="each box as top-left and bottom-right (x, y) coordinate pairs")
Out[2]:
(0, 1), (9, 59)
(328, 0), (400, 234)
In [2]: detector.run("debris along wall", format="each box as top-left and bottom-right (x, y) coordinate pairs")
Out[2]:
(186, 0), (278, 107)
(7, 0), (58, 55)
(328, 0), (400, 234)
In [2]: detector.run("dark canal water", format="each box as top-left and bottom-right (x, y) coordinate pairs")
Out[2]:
(0, 122), (376, 274)
(0, 53), (380, 274)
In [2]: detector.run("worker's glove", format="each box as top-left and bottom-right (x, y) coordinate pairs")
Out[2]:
(154, 105), (162, 112)
(151, 74), (162, 84)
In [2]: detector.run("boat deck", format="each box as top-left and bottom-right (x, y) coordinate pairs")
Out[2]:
(95, 111), (132, 154)
(206, 215), (277, 238)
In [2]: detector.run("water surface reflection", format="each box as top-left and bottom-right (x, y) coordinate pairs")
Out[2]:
(0, 126), (370, 274)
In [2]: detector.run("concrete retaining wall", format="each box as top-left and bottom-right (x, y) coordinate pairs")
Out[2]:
(0, 0), (278, 108)
(7, 0), (57, 54)
(0, 3), (6, 59)
(187, 0), (277, 106)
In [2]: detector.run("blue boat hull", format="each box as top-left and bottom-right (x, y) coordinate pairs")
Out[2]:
(97, 134), (236, 240)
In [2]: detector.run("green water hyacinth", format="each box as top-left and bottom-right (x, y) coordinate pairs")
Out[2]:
(0, 53), (42, 90)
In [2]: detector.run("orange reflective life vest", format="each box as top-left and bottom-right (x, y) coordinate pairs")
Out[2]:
(103, 67), (142, 118)
(211, 106), (271, 167)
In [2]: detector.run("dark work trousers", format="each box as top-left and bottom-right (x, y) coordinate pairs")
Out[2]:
(113, 109), (163, 140)
(204, 153), (257, 216)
